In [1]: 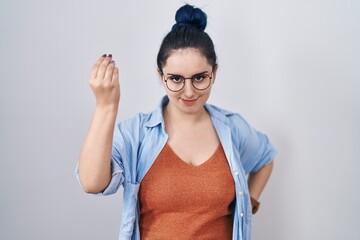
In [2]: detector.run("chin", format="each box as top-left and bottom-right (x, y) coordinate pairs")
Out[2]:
(178, 99), (206, 114)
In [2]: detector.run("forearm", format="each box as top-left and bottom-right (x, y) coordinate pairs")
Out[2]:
(248, 161), (274, 200)
(78, 105), (118, 193)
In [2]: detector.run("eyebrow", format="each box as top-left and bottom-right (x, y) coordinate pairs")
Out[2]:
(166, 71), (209, 77)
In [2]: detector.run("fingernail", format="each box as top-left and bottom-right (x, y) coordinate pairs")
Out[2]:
(102, 54), (106, 57)
(108, 54), (112, 58)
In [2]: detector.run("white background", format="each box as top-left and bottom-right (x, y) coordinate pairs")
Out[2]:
(0, 0), (359, 239)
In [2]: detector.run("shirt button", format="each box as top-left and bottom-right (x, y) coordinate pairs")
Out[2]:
(233, 170), (239, 175)
(239, 191), (243, 196)
(240, 212), (244, 218)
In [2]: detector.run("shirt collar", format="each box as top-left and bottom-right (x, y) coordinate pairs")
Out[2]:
(144, 96), (169, 128)
(204, 103), (234, 126)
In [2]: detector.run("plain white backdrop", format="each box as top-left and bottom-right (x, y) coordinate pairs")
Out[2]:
(0, 0), (359, 239)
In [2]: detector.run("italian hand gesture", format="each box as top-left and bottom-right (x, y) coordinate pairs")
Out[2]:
(89, 54), (120, 108)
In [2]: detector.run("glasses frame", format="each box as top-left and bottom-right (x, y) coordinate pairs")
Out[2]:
(163, 71), (213, 92)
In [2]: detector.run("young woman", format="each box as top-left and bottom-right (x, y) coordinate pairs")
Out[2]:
(77, 4), (276, 240)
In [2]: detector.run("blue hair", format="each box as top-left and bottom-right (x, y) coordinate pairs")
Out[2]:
(172, 4), (207, 31)
(157, 4), (217, 71)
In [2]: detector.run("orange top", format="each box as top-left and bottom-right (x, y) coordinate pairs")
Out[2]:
(139, 143), (235, 239)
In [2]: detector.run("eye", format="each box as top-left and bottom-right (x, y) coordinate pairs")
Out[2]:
(193, 75), (205, 82)
(169, 76), (183, 83)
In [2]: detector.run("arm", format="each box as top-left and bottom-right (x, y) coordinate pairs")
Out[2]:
(78, 54), (120, 194)
(248, 161), (274, 212)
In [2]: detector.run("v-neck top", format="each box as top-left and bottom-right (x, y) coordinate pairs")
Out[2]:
(138, 143), (235, 239)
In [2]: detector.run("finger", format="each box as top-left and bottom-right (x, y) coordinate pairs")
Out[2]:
(90, 54), (107, 80)
(97, 54), (113, 80)
(104, 60), (115, 82)
(112, 67), (119, 85)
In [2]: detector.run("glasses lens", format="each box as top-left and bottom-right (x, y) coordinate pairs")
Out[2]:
(166, 76), (184, 92)
(192, 74), (211, 90)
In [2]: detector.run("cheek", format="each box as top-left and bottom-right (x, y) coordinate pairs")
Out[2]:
(167, 91), (181, 99)
(201, 86), (212, 96)
(163, 85), (180, 98)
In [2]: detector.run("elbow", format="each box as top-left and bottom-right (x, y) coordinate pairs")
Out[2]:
(81, 184), (102, 194)
(77, 163), (112, 194)
(79, 175), (109, 194)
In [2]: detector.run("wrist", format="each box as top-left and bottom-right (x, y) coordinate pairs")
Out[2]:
(95, 103), (119, 113)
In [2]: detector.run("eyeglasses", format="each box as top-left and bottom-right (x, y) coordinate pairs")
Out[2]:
(163, 72), (213, 92)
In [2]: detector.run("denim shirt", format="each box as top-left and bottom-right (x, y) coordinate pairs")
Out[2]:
(76, 96), (276, 240)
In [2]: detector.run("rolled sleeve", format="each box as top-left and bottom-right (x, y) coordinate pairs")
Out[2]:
(74, 156), (124, 196)
(235, 116), (276, 174)
(246, 131), (276, 173)
(98, 157), (124, 195)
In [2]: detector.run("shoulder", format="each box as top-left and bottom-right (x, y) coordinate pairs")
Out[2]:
(205, 103), (234, 116)
(206, 103), (252, 135)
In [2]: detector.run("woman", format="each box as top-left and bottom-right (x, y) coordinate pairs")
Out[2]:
(77, 4), (276, 240)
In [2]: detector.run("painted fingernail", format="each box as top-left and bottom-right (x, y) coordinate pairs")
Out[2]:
(108, 54), (112, 58)
(102, 54), (106, 57)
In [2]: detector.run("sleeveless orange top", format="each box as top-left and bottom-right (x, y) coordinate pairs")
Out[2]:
(139, 143), (235, 239)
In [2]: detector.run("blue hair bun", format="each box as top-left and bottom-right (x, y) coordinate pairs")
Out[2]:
(172, 4), (207, 31)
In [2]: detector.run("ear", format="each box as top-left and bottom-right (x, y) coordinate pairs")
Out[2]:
(211, 64), (218, 84)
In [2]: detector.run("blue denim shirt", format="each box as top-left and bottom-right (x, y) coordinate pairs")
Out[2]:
(76, 96), (276, 240)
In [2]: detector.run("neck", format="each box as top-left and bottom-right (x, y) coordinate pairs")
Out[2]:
(164, 103), (208, 126)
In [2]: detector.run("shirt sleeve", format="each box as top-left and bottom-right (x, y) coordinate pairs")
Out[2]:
(235, 115), (276, 175)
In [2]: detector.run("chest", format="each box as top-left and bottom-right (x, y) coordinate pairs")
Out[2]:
(139, 144), (236, 212)
(165, 119), (220, 166)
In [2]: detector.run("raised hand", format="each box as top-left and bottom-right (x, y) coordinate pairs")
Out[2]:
(89, 54), (120, 108)
(78, 54), (120, 193)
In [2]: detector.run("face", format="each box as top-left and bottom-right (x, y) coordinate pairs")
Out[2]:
(160, 48), (217, 115)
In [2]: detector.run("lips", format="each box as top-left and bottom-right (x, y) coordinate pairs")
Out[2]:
(182, 98), (198, 106)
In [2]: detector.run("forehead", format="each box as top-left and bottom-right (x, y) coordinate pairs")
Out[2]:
(163, 48), (212, 74)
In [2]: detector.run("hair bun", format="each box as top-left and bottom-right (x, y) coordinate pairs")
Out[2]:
(172, 4), (207, 31)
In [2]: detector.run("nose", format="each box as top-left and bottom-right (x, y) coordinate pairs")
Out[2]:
(182, 79), (195, 97)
